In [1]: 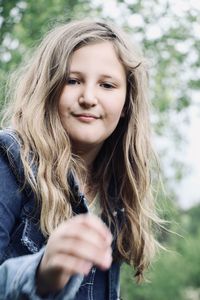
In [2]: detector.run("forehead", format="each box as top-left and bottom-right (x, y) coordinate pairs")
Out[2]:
(69, 41), (126, 78)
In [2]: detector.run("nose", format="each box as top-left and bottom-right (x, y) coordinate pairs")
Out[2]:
(78, 84), (97, 108)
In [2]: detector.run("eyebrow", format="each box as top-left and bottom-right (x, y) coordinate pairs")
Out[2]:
(69, 71), (122, 82)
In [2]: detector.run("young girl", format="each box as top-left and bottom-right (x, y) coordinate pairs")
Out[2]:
(0, 19), (159, 299)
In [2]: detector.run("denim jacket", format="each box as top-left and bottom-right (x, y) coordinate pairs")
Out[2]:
(0, 129), (124, 300)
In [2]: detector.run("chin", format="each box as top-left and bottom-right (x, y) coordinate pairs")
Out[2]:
(71, 138), (103, 150)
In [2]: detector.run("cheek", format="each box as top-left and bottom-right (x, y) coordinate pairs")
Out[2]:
(58, 94), (72, 116)
(58, 86), (74, 109)
(106, 109), (124, 128)
(107, 99), (125, 119)
(58, 91), (66, 113)
(58, 102), (65, 119)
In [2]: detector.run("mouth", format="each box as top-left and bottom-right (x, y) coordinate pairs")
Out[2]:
(72, 112), (100, 122)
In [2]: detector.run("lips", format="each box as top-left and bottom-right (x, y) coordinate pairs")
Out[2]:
(71, 112), (101, 123)
(72, 112), (100, 119)
(72, 113), (99, 119)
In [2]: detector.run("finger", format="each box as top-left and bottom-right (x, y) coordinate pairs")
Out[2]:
(50, 253), (93, 276)
(62, 237), (112, 269)
(66, 214), (113, 245)
(61, 222), (111, 251)
(39, 254), (93, 292)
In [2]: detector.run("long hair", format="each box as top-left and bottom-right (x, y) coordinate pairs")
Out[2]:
(2, 19), (160, 281)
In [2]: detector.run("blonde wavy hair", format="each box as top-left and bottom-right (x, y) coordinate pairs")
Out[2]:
(2, 19), (161, 281)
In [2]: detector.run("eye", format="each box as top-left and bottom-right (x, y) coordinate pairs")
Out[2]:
(100, 82), (115, 89)
(66, 78), (80, 85)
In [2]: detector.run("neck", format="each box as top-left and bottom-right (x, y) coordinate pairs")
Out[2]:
(72, 143), (102, 169)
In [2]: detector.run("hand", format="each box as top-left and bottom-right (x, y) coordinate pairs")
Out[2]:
(36, 214), (113, 295)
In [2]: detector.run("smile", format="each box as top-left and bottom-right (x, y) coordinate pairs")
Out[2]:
(72, 113), (100, 123)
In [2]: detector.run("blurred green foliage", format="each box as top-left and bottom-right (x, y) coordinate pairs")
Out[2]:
(0, 1), (200, 299)
(121, 203), (200, 300)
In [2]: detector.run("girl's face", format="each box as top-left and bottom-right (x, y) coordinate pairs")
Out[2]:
(58, 41), (126, 154)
